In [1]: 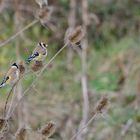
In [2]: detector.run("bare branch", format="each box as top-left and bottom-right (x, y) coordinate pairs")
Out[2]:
(0, 20), (38, 49)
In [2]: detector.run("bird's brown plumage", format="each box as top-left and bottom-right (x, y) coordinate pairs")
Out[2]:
(6, 66), (20, 85)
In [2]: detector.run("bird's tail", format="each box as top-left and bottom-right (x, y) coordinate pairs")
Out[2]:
(75, 41), (82, 50)
(0, 83), (5, 88)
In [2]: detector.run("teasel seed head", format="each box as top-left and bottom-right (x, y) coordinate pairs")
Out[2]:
(0, 118), (5, 131)
(37, 6), (51, 26)
(68, 26), (84, 45)
(18, 61), (25, 75)
(15, 127), (27, 140)
(95, 96), (109, 113)
(39, 121), (56, 138)
(31, 61), (43, 72)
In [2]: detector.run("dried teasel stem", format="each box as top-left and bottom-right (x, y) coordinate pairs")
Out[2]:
(68, 26), (84, 45)
(3, 81), (18, 118)
(15, 127), (27, 140)
(39, 121), (56, 139)
(0, 20), (38, 49)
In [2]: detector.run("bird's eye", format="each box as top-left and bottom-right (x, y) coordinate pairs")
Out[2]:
(35, 52), (39, 56)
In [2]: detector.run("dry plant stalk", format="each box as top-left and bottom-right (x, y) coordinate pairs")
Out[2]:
(0, 20), (38, 48)
(68, 26), (84, 45)
(15, 127), (27, 140)
(31, 61), (44, 72)
(39, 121), (56, 139)
(3, 81), (18, 117)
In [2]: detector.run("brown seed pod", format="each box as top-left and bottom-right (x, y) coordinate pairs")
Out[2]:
(39, 121), (56, 138)
(0, 118), (5, 131)
(15, 127), (26, 140)
(95, 96), (109, 113)
(68, 26), (84, 45)
(18, 61), (25, 75)
(31, 61), (43, 72)
(37, 6), (51, 26)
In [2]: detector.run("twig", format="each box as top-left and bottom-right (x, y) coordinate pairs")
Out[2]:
(0, 20), (38, 48)
(6, 85), (17, 119)
(76, 0), (89, 139)
(70, 112), (97, 140)
(121, 119), (133, 136)
(3, 81), (18, 117)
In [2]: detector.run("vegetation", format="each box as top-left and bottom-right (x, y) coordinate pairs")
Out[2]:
(0, 0), (140, 139)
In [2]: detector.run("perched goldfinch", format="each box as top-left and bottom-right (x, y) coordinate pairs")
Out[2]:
(27, 42), (48, 63)
(0, 63), (20, 88)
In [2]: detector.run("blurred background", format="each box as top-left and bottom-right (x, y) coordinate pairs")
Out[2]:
(0, 0), (140, 139)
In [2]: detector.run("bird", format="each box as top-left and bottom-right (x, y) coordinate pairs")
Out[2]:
(0, 63), (20, 88)
(27, 42), (48, 63)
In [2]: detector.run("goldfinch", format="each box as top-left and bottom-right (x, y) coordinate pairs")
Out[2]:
(27, 42), (48, 63)
(0, 63), (20, 88)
